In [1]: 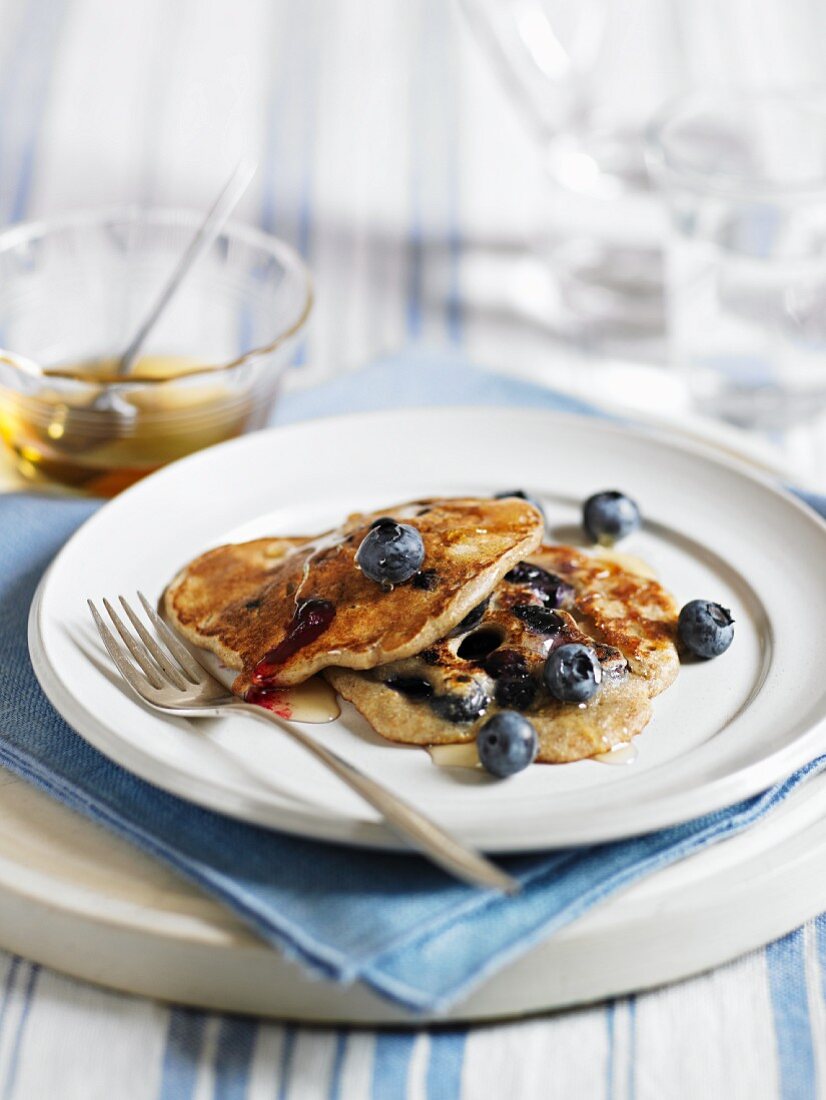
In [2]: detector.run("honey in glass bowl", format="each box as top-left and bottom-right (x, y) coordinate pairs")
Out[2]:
(1, 354), (262, 496)
(0, 208), (313, 496)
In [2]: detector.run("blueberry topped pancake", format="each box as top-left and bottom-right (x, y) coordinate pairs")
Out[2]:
(163, 497), (544, 692)
(532, 545), (680, 698)
(163, 489), (729, 775)
(325, 547), (679, 764)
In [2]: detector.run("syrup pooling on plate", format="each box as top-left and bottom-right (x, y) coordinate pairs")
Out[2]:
(593, 743), (639, 765)
(246, 675), (340, 723)
(428, 742), (482, 768)
(157, 592), (341, 724)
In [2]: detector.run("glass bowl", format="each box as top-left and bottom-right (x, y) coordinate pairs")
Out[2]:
(0, 207), (312, 495)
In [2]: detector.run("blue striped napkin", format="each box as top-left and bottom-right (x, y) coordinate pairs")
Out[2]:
(2, 350), (825, 1014)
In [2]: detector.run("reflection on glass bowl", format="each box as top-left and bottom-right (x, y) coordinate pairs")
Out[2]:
(0, 207), (312, 496)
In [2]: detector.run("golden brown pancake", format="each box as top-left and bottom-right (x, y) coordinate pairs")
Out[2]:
(163, 497), (544, 691)
(534, 545), (680, 697)
(325, 544), (678, 764)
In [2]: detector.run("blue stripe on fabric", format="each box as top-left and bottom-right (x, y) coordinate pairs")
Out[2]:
(605, 997), (635, 1100)
(766, 929), (815, 1100)
(328, 1031), (348, 1100)
(9, 0), (68, 224)
(406, 6), (424, 342)
(408, 0), (462, 346)
(815, 913), (826, 1002)
(814, 911), (826, 1097)
(605, 1001), (616, 1098)
(1, 963), (38, 1100)
(277, 1027), (296, 1100)
(296, 110), (313, 265)
(371, 1033), (416, 1100)
(406, 211), (423, 341)
(290, 33), (315, 371)
(445, 220), (462, 347)
(0, 1), (23, 223)
(442, 10), (462, 347)
(158, 1008), (208, 1100)
(0, 960), (20, 1049)
(259, 1), (315, 368)
(213, 1016), (258, 1100)
(627, 996), (636, 1100)
(136, 3), (186, 208)
(426, 1031), (466, 1100)
(259, 41), (279, 240)
(0, 0), (32, 226)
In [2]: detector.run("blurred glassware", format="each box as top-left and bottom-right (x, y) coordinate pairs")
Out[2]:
(458, 0), (826, 341)
(0, 208), (312, 496)
(648, 90), (826, 430)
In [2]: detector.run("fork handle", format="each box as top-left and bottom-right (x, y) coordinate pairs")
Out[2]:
(233, 703), (519, 895)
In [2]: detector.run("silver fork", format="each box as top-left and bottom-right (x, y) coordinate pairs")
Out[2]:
(87, 593), (519, 895)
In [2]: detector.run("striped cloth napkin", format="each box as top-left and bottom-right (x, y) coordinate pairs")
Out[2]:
(2, 351), (824, 1014)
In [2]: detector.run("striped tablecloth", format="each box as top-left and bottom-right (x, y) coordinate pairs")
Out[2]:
(0, 933), (821, 1099)
(0, 1), (824, 1096)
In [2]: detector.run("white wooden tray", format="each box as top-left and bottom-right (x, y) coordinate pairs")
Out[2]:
(2, 751), (826, 1024)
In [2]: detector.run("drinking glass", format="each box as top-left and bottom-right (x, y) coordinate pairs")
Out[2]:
(648, 91), (826, 428)
(458, 0), (826, 337)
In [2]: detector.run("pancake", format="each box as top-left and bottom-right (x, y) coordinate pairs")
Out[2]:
(163, 497), (544, 691)
(325, 544), (679, 764)
(534, 545), (680, 697)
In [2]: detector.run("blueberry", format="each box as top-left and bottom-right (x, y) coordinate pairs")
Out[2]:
(505, 561), (575, 608)
(495, 489), (546, 524)
(430, 682), (489, 723)
(583, 491), (641, 546)
(456, 628), (502, 661)
(512, 605), (564, 634)
(484, 648), (528, 679)
(485, 648), (537, 709)
(450, 597), (490, 636)
(547, 578), (576, 610)
(504, 561), (548, 586)
(386, 676), (434, 699)
(543, 643), (602, 702)
(494, 675), (537, 711)
(356, 520), (425, 585)
(412, 569), (439, 590)
(677, 600), (734, 659)
(477, 712), (538, 777)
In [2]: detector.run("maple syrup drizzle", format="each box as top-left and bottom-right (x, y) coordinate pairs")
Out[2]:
(593, 743), (638, 766)
(249, 598), (336, 686)
(246, 675), (341, 723)
(428, 742), (481, 768)
(292, 529), (348, 608)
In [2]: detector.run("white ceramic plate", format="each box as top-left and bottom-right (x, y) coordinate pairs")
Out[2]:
(31, 407), (826, 852)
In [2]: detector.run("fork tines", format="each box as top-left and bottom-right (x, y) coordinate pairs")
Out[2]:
(88, 592), (205, 698)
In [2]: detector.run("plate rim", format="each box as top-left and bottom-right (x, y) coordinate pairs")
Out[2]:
(30, 405), (826, 851)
